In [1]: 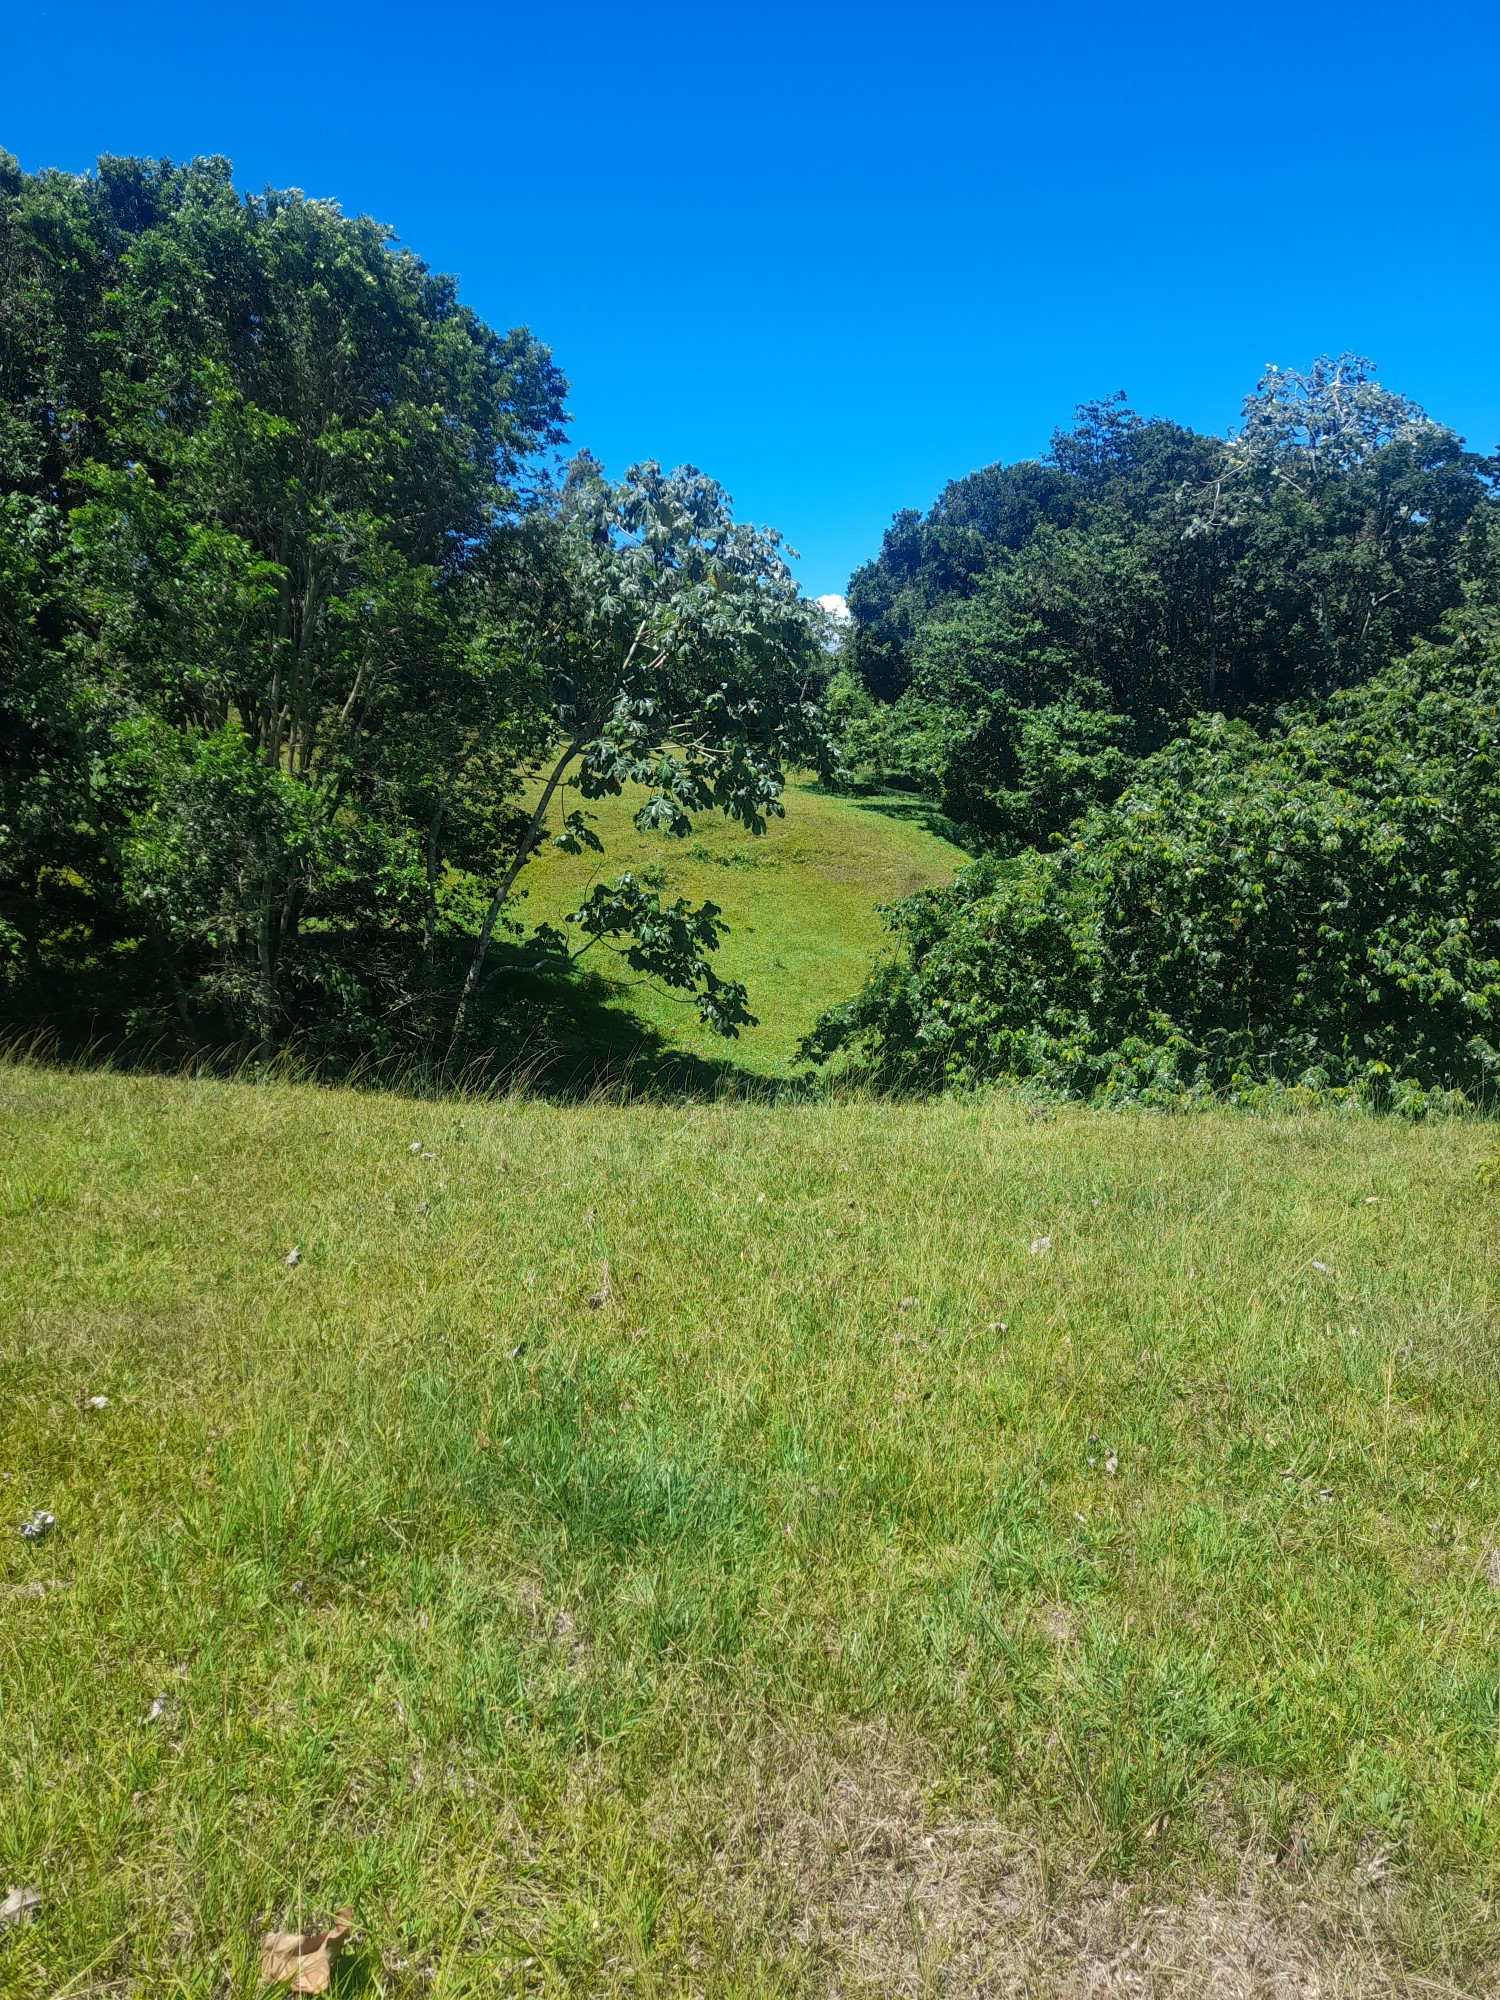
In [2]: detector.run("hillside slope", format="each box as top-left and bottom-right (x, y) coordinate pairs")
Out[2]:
(505, 777), (965, 1078)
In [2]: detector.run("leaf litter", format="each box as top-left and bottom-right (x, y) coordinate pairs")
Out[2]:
(259, 1907), (353, 1993)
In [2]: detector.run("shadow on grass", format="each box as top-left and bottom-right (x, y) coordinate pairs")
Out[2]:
(1, 946), (815, 1105)
(459, 943), (808, 1101)
(801, 778), (978, 853)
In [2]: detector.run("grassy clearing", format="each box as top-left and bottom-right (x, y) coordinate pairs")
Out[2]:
(3, 1063), (1500, 1994)
(504, 777), (965, 1079)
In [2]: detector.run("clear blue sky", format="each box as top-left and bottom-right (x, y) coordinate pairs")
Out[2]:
(3, 0), (1497, 598)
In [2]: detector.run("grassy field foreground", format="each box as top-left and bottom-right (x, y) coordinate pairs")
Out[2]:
(3, 1065), (1500, 1994)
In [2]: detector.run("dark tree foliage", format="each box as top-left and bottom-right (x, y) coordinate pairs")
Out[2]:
(807, 592), (1500, 1106)
(839, 365), (1493, 851)
(0, 152), (827, 1069)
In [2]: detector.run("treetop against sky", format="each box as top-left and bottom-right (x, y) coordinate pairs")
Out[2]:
(3, 0), (1496, 597)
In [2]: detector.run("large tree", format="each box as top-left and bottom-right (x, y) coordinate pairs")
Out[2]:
(0, 151), (831, 1071)
(835, 359), (1492, 849)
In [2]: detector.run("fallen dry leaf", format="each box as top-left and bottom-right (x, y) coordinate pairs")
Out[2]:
(259, 1908), (353, 1992)
(0, 1885), (39, 1928)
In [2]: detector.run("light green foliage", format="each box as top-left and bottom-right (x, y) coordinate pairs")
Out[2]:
(447, 459), (831, 1058)
(3, 1063), (1499, 1990)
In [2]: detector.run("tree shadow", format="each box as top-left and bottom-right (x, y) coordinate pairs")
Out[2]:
(1, 952), (809, 1104)
(462, 943), (802, 1101)
(800, 779), (977, 852)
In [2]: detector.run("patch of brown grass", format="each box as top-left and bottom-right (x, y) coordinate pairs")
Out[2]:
(694, 1725), (1485, 1998)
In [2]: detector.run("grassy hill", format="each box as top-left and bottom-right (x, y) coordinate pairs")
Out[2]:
(3, 1060), (1499, 1994)
(491, 777), (966, 1085)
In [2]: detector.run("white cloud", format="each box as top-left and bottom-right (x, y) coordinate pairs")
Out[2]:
(815, 593), (851, 623)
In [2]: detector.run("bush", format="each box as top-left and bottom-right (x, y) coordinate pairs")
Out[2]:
(804, 629), (1500, 1104)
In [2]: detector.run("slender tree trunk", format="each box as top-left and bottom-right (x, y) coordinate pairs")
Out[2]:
(1207, 590), (1218, 711)
(445, 734), (583, 1069)
(445, 623), (650, 1072)
(422, 794), (445, 1000)
(255, 874), (279, 1066)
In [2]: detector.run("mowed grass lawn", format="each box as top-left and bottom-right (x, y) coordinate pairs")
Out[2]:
(507, 777), (964, 1077)
(3, 1064), (1500, 1993)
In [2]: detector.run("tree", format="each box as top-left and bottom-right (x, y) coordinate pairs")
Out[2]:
(447, 457), (830, 1059)
(0, 151), (569, 1060)
(836, 360), (1491, 844)
(806, 613), (1500, 1105)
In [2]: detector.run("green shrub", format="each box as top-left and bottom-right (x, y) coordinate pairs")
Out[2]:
(805, 629), (1500, 1104)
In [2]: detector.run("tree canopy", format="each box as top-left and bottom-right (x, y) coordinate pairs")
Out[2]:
(0, 152), (828, 1072)
(838, 361), (1493, 853)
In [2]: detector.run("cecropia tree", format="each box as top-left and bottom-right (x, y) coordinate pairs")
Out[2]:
(448, 458), (832, 1058)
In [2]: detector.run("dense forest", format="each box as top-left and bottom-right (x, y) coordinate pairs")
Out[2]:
(816, 361), (1500, 1103)
(5, 150), (1499, 1103)
(0, 152), (830, 1072)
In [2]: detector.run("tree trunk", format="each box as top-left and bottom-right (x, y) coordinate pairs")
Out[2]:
(445, 734), (583, 1071)
(422, 795), (445, 1002)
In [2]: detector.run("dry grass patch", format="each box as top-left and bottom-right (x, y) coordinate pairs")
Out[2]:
(693, 1728), (1487, 1998)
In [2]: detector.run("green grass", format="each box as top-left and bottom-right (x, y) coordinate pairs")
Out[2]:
(4, 1062), (1500, 1993)
(503, 776), (965, 1079)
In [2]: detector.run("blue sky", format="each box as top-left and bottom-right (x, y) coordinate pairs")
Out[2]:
(3, 0), (1496, 598)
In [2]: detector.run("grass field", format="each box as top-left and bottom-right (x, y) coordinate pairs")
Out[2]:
(3, 1062), (1500, 1994)
(496, 776), (965, 1083)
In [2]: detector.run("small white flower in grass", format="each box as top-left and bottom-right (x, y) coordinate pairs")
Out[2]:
(1030, 1236), (1051, 1256)
(87, 1394), (109, 1409)
(756, 1192), (766, 1206)
(285, 1247), (300, 1268)
(19, 1509), (55, 1542)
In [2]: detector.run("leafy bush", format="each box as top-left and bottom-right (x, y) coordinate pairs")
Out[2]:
(804, 629), (1500, 1103)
